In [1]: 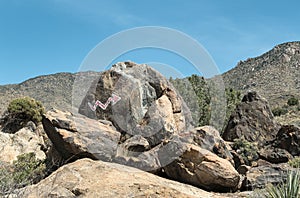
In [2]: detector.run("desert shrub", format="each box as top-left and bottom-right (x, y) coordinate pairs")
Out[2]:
(7, 97), (45, 124)
(272, 107), (289, 117)
(12, 153), (46, 186)
(288, 157), (300, 168)
(287, 97), (299, 106)
(170, 76), (211, 127)
(170, 75), (241, 131)
(264, 170), (300, 198)
(232, 138), (259, 166)
(0, 153), (46, 196)
(1, 97), (45, 133)
(222, 88), (241, 132)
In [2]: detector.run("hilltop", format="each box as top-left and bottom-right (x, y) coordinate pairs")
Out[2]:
(0, 71), (100, 115)
(223, 41), (300, 107)
(223, 41), (300, 125)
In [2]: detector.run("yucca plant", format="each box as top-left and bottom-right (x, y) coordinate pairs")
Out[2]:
(265, 170), (300, 198)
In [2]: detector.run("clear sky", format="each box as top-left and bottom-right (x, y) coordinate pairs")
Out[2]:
(0, 0), (300, 85)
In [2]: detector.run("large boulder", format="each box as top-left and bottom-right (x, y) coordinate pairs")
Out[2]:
(258, 145), (292, 164)
(42, 109), (121, 162)
(222, 91), (279, 146)
(0, 125), (46, 163)
(241, 161), (290, 190)
(274, 125), (300, 156)
(114, 135), (186, 172)
(78, 62), (193, 147)
(187, 126), (233, 163)
(42, 108), (235, 176)
(164, 144), (240, 192)
(19, 158), (227, 198)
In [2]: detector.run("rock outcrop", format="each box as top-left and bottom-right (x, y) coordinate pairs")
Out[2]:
(42, 109), (239, 191)
(164, 144), (240, 192)
(19, 158), (227, 198)
(187, 126), (233, 163)
(241, 161), (290, 190)
(0, 126), (46, 163)
(78, 62), (193, 147)
(274, 125), (300, 156)
(42, 109), (121, 162)
(258, 146), (292, 164)
(222, 91), (279, 146)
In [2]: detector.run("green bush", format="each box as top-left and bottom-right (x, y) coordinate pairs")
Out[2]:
(1, 97), (45, 133)
(12, 153), (46, 186)
(0, 153), (46, 195)
(232, 138), (259, 165)
(7, 97), (45, 124)
(170, 75), (211, 127)
(170, 75), (241, 131)
(272, 107), (289, 117)
(287, 97), (299, 106)
(288, 157), (300, 168)
(264, 170), (300, 198)
(222, 88), (241, 132)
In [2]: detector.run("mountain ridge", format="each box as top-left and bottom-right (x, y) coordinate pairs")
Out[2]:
(223, 41), (300, 107)
(1, 41), (299, 126)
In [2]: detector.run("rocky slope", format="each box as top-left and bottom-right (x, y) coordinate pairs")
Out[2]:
(0, 71), (100, 116)
(223, 41), (300, 108)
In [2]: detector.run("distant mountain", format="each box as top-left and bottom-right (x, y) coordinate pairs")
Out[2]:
(223, 41), (300, 108)
(1, 42), (299, 126)
(0, 72), (100, 115)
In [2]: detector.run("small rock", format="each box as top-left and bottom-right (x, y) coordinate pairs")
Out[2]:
(237, 165), (250, 175)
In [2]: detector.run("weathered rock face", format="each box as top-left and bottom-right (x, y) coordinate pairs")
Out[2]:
(258, 146), (292, 164)
(164, 144), (240, 192)
(42, 110), (239, 192)
(187, 126), (233, 163)
(78, 62), (193, 147)
(274, 125), (300, 156)
(0, 126), (46, 163)
(222, 91), (279, 145)
(241, 162), (290, 190)
(42, 109), (121, 162)
(20, 158), (227, 198)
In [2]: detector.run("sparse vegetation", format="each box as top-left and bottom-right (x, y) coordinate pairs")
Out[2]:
(223, 88), (241, 132)
(288, 157), (300, 168)
(232, 138), (259, 166)
(272, 107), (289, 117)
(287, 97), (299, 106)
(264, 170), (300, 198)
(7, 97), (45, 124)
(170, 75), (211, 127)
(0, 153), (46, 196)
(170, 75), (241, 131)
(0, 97), (45, 133)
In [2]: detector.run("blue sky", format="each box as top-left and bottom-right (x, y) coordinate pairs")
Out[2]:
(0, 0), (300, 84)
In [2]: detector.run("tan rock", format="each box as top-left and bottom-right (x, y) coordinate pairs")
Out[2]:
(20, 158), (228, 198)
(165, 144), (240, 192)
(42, 109), (121, 162)
(186, 126), (233, 163)
(0, 127), (46, 163)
